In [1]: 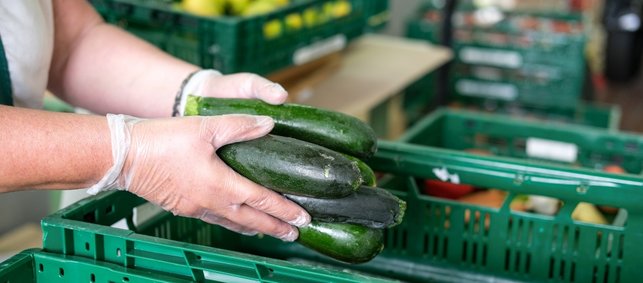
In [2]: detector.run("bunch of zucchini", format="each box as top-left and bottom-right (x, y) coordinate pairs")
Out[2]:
(185, 96), (406, 264)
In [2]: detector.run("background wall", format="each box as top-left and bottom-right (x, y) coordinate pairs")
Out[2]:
(0, 191), (50, 234)
(382, 0), (424, 37)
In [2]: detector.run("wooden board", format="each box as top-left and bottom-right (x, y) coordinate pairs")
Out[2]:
(288, 34), (452, 118)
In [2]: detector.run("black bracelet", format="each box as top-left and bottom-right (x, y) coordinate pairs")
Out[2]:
(172, 70), (201, 117)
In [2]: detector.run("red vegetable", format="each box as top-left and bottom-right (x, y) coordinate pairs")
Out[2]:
(423, 179), (475, 199)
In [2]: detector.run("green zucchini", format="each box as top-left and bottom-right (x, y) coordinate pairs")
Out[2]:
(286, 186), (406, 229)
(343, 154), (377, 187)
(185, 96), (377, 159)
(297, 221), (384, 264)
(218, 134), (362, 198)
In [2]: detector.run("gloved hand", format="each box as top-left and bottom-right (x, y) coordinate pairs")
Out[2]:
(174, 70), (287, 116)
(87, 114), (310, 241)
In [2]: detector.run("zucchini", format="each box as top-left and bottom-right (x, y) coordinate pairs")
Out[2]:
(218, 134), (362, 198)
(286, 186), (406, 229)
(343, 154), (377, 187)
(185, 96), (377, 158)
(297, 221), (384, 264)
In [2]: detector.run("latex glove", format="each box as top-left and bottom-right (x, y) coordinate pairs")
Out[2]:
(87, 114), (310, 241)
(174, 70), (287, 116)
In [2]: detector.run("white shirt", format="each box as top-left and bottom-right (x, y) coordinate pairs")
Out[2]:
(0, 0), (54, 108)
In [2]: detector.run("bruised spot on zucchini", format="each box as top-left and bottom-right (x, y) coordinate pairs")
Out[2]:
(286, 186), (406, 229)
(343, 154), (377, 187)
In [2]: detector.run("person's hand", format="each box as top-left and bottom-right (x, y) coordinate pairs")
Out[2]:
(90, 114), (310, 241)
(175, 70), (287, 116)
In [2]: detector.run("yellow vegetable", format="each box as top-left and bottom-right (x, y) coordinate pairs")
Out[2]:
(181, 0), (225, 16)
(285, 13), (303, 30)
(263, 19), (282, 39)
(572, 202), (608, 225)
(242, 0), (278, 16)
(332, 0), (352, 18)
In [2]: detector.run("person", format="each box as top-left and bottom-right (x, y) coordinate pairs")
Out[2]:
(0, 1), (310, 242)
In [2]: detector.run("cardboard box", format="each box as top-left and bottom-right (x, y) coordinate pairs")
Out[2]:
(269, 33), (452, 140)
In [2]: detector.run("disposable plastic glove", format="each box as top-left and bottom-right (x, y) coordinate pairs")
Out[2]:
(174, 70), (287, 116)
(87, 113), (310, 241)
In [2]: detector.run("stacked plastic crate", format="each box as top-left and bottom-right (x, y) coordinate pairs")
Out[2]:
(89, 0), (388, 75)
(449, 3), (587, 110)
(405, 0), (620, 128)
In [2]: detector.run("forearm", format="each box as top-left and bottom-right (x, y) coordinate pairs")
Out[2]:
(48, 0), (199, 118)
(0, 106), (112, 192)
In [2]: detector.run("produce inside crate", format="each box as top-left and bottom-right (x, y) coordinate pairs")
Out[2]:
(39, 140), (643, 282)
(90, 0), (387, 75)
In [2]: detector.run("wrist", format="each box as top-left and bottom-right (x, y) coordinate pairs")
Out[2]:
(172, 69), (222, 117)
(85, 114), (137, 195)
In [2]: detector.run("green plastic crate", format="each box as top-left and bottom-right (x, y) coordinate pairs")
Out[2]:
(39, 193), (399, 282)
(402, 72), (618, 129)
(450, 72), (585, 110)
(453, 36), (585, 74)
(407, 4), (588, 110)
(90, 0), (386, 75)
(2, 249), (179, 282)
(455, 0), (585, 15)
(566, 103), (621, 129)
(402, 79), (619, 129)
(450, 28), (587, 103)
(402, 72), (437, 126)
(364, 0), (389, 29)
(3, 249), (309, 282)
(406, 16), (440, 43)
(454, 101), (621, 130)
(403, 14), (616, 129)
(39, 139), (643, 282)
(370, 141), (643, 283)
(0, 250), (34, 283)
(449, 27), (587, 111)
(401, 108), (642, 174)
(414, 1), (585, 36)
